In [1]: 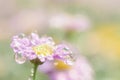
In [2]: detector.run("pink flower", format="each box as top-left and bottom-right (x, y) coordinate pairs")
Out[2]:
(39, 55), (94, 80)
(11, 33), (74, 65)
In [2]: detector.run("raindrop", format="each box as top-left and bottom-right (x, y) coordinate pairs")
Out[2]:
(66, 59), (74, 65)
(65, 54), (75, 65)
(19, 33), (25, 38)
(28, 76), (32, 80)
(30, 73), (34, 77)
(30, 68), (34, 77)
(14, 53), (26, 64)
(31, 68), (34, 74)
(28, 68), (34, 80)
(46, 37), (55, 45)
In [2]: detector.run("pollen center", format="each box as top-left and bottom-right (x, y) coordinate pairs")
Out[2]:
(54, 60), (71, 70)
(33, 44), (54, 56)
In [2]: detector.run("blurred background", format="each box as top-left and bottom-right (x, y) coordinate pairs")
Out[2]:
(0, 0), (120, 80)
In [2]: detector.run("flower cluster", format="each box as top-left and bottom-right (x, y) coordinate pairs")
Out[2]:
(10, 33), (73, 65)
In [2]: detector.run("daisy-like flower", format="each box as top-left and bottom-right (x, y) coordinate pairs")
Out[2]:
(10, 33), (73, 65)
(39, 56), (94, 80)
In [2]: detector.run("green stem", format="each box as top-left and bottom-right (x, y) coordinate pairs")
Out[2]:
(33, 64), (38, 80)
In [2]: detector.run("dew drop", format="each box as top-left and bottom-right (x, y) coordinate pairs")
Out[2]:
(30, 73), (34, 77)
(31, 68), (34, 74)
(28, 76), (32, 80)
(48, 37), (55, 45)
(66, 59), (74, 65)
(65, 54), (75, 65)
(14, 54), (26, 64)
(19, 33), (25, 38)
(28, 68), (34, 80)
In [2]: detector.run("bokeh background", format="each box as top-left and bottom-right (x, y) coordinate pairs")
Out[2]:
(0, 0), (120, 80)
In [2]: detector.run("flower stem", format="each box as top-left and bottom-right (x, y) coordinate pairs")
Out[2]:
(33, 64), (38, 80)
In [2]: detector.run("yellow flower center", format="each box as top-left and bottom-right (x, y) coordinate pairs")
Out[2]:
(33, 44), (54, 56)
(54, 60), (71, 70)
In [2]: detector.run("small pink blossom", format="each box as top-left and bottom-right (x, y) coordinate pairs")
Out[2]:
(11, 33), (73, 64)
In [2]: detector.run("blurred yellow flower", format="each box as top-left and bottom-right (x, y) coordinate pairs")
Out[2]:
(87, 24), (120, 61)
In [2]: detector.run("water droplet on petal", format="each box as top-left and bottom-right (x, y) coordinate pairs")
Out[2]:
(66, 59), (74, 65)
(65, 54), (75, 65)
(19, 33), (25, 38)
(14, 54), (26, 64)
(48, 37), (55, 45)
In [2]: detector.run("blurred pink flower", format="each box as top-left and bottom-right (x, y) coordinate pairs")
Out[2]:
(49, 13), (91, 32)
(39, 55), (94, 80)
(9, 10), (48, 33)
